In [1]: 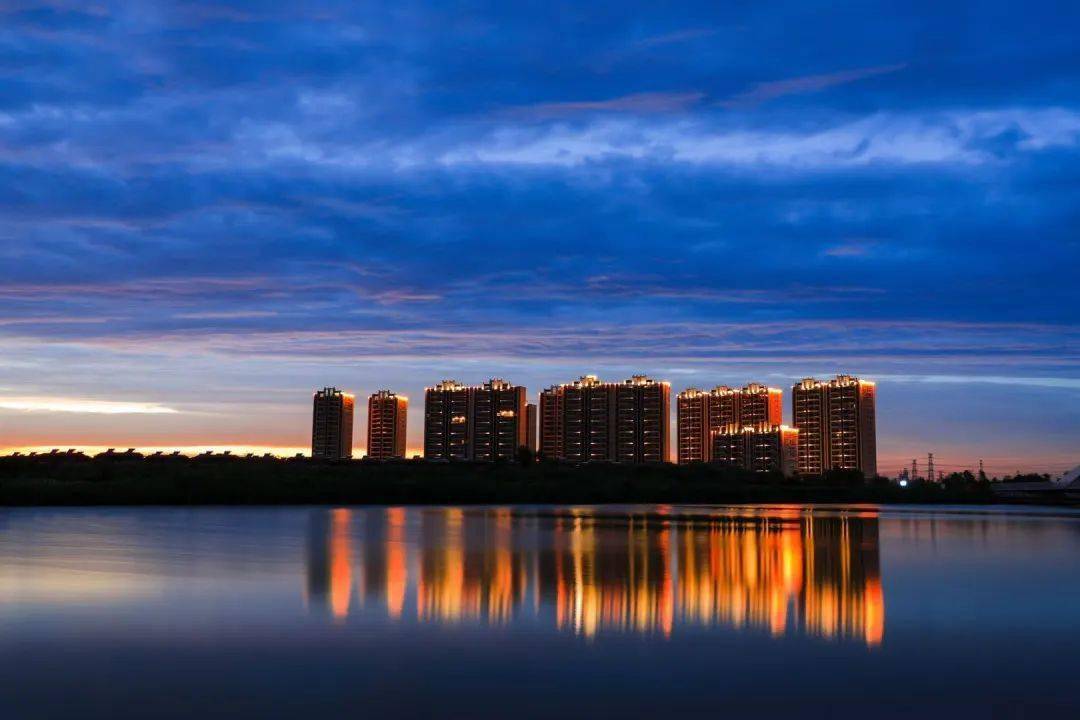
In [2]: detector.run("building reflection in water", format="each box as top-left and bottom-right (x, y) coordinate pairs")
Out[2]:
(305, 508), (353, 622)
(304, 507), (883, 645)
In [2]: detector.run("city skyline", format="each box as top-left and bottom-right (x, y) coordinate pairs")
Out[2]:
(0, 2), (1077, 478)
(3, 5), (1079, 718)
(2, 368), (1073, 477)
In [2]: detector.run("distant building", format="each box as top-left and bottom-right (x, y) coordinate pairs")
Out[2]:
(713, 426), (799, 476)
(424, 380), (471, 461)
(367, 390), (407, 460)
(423, 379), (528, 461)
(540, 374), (670, 463)
(792, 375), (876, 477)
(615, 375), (670, 463)
(541, 374), (613, 462)
(312, 387), (354, 460)
(677, 388), (711, 463)
(525, 403), (538, 454)
(538, 384), (562, 461)
(712, 428), (747, 469)
(738, 383), (783, 430)
(472, 379), (528, 462)
(708, 385), (740, 434)
(676, 383), (783, 464)
(792, 378), (828, 476)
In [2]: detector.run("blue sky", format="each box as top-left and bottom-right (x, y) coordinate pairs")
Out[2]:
(0, 1), (1078, 475)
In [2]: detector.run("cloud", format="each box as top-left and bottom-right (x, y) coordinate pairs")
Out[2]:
(0, 397), (180, 414)
(366, 290), (443, 305)
(432, 109), (1080, 169)
(0, 277), (282, 301)
(15, 319), (1074, 367)
(534, 275), (884, 303)
(172, 310), (280, 320)
(0, 314), (116, 326)
(0, 0), (1077, 469)
(502, 91), (706, 119)
(822, 239), (879, 258)
(633, 28), (719, 49)
(720, 64), (907, 107)
(870, 374), (1080, 390)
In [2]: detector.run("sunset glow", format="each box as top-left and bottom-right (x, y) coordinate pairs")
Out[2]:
(0, 0), (1076, 476)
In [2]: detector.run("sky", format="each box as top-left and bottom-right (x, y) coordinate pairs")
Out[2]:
(0, 1), (1078, 476)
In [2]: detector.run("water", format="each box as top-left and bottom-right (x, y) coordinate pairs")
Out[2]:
(1, 505), (1079, 718)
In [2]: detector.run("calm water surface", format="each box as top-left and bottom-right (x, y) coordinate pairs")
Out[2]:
(2, 504), (1079, 718)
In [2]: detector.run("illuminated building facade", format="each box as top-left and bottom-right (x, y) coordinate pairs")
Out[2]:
(792, 375), (877, 477)
(712, 427), (747, 468)
(677, 383), (783, 465)
(424, 380), (471, 460)
(615, 375), (670, 463)
(311, 387), (354, 459)
(538, 384), (562, 460)
(423, 379), (528, 461)
(564, 374), (615, 462)
(539, 375), (613, 462)
(793, 378), (828, 475)
(738, 383), (783, 429)
(540, 375), (670, 463)
(712, 426), (798, 475)
(472, 379), (528, 462)
(366, 390), (407, 460)
(708, 385), (740, 433)
(676, 388), (711, 463)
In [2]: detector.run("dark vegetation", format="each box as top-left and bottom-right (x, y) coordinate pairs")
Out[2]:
(0, 449), (999, 506)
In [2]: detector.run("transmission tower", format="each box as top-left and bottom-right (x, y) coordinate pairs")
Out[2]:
(927, 453), (935, 483)
(911, 458), (918, 481)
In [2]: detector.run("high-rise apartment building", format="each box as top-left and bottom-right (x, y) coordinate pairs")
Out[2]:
(312, 387), (354, 460)
(423, 379), (527, 462)
(566, 374), (614, 462)
(792, 378), (828, 475)
(525, 403), (538, 454)
(539, 374), (670, 463)
(472, 379), (528, 462)
(826, 375), (876, 477)
(539, 375), (613, 462)
(677, 388), (711, 463)
(738, 383), (783, 429)
(713, 426), (799, 476)
(792, 375), (876, 477)
(712, 428), (747, 469)
(366, 390), (407, 460)
(615, 375), (670, 463)
(424, 380), (471, 461)
(708, 386), (740, 434)
(538, 384), (562, 460)
(676, 383), (783, 464)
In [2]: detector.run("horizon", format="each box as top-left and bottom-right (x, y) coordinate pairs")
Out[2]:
(2, 372), (1076, 478)
(1, 2), (1077, 477)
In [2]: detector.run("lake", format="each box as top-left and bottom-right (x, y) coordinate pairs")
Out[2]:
(2, 505), (1079, 718)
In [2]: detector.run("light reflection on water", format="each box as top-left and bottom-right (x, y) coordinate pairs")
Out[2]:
(3, 505), (1080, 718)
(304, 507), (884, 645)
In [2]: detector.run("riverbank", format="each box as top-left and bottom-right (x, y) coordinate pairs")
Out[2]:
(0, 453), (1002, 506)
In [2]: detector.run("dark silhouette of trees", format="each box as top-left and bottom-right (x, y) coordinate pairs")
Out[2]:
(0, 451), (1000, 506)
